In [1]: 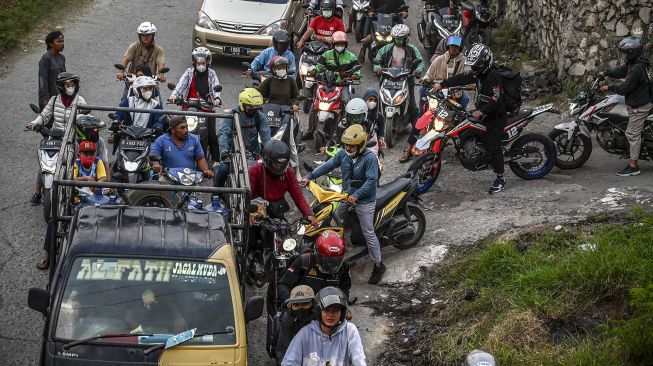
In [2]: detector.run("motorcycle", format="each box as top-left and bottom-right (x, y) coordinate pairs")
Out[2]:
(549, 75), (653, 169)
(378, 59), (421, 148)
(108, 115), (159, 184)
(460, 0), (494, 51)
(113, 64), (169, 105)
(367, 11), (405, 64)
(417, 4), (462, 56)
(298, 40), (329, 113)
(351, 0), (371, 42)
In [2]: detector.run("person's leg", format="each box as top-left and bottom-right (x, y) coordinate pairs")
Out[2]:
(347, 11), (355, 32)
(213, 161), (231, 187)
(486, 118), (506, 193)
(355, 201), (385, 284)
(37, 223), (52, 270)
(458, 91), (470, 110)
(400, 81), (419, 163)
(418, 85), (427, 116)
(619, 103), (652, 176)
(334, 202), (352, 244)
(31, 171), (43, 205)
(207, 117), (220, 165)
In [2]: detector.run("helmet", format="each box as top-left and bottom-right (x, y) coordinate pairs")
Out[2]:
(262, 140), (290, 176)
(447, 34), (463, 48)
(345, 98), (368, 127)
(192, 47), (212, 66)
(321, 0), (336, 17)
(272, 30), (291, 54)
(79, 140), (97, 152)
(340, 124), (368, 155)
(331, 31), (348, 47)
(137, 21), (157, 35)
(56, 72), (80, 95)
(391, 24), (410, 39)
(270, 56), (290, 79)
(238, 88), (264, 111)
(132, 76), (157, 99)
(461, 350), (498, 366)
(75, 115), (104, 143)
(315, 286), (347, 321)
(315, 230), (346, 274)
(617, 37), (643, 64)
(465, 43), (493, 75)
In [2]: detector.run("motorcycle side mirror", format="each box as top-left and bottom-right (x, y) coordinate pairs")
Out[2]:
(149, 154), (162, 162)
(167, 83), (176, 91)
(159, 67), (170, 74)
(114, 63), (125, 71)
(29, 103), (40, 114)
(213, 85), (223, 92)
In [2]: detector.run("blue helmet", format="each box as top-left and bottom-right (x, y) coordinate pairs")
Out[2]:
(446, 34), (463, 48)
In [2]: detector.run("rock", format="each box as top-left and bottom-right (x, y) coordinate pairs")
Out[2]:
(639, 7), (651, 24)
(555, 225), (563, 231)
(589, 45), (598, 54)
(615, 21), (629, 36)
(604, 20), (616, 32)
(585, 13), (597, 27)
(606, 8), (616, 22)
(600, 38), (609, 49)
(596, 0), (610, 11)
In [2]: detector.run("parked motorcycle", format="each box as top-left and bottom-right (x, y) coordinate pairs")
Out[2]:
(417, 4), (462, 56)
(114, 64), (169, 105)
(351, 0), (371, 42)
(298, 40), (329, 113)
(108, 115), (159, 184)
(460, 0), (494, 50)
(378, 59), (422, 147)
(549, 75), (653, 169)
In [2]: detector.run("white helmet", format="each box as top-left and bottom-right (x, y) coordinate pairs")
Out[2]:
(391, 24), (410, 39)
(192, 47), (212, 66)
(137, 22), (157, 35)
(345, 98), (368, 126)
(133, 76), (157, 100)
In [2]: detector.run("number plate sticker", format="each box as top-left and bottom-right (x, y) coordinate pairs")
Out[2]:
(40, 140), (62, 150)
(120, 139), (148, 150)
(224, 46), (250, 56)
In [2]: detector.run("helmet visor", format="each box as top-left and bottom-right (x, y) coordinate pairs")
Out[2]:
(346, 113), (366, 126)
(317, 255), (344, 274)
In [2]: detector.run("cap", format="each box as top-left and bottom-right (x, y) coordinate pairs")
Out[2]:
(288, 285), (315, 304)
(79, 140), (97, 152)
(168, 116), (186, 129)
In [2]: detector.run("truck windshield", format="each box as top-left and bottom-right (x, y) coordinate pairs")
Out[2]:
(55, 257), (236, 346)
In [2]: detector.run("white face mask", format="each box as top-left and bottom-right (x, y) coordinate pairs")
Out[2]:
(196, 65), (207, 73)
(346, 150), (357, 157)
(367, 101), (377, 110)
(141, 90), (153, 100)
(65, 86), (75, 96)
(322, 10), (333, 18)
(335, 46), (345, 53)
(275, 69), (287, 78)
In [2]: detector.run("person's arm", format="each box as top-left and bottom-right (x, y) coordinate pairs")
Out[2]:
(345, 52), (362, 79)
(250, 49), (267, 72)
(277, 255), (306, 303)
(314, 53), (328, 75)
(258, 112), (272, 145)
(149, 136), (164, 171)
(372, 45), (389, 72)
(38, 55), (51, 104)
(280, 327), (307, 366)
(609, 64), (644, 96)
(347, 324), (368, 366)
(248, 164), (262, 199)
(339, 262), (352, 299)
(95, 159), (108, 181)
(209, 69), (222, 103)
(115, 98), (130, 125)
(477, 72), (503, 117)
(31, 97), (55, 126)
(150, 103), (165, 131)
(257, 78), (271, 99)
(286, 51), (297, 75)
(411, 44), (425, 77)
(169, 68), (190, 100)
(286, 168), (314, 217)
(375, 113), (385, 138)
(440, 70), (476, 88)
(350, 154), (378, 200)
(118, 43), (136, 79)
(290, 77), (300, 101)
(156, 46), (166, 81)
(605, 64), (628, 79)
(218, 117), (233, 157)
(306, 150), (342, 180)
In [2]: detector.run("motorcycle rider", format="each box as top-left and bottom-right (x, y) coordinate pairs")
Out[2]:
(115, 76), (164, 132)
(599, 37), (652, 176)
(358, 0), (409, 62)
(258, 56), (300, 108)
(26, 72), (87, 205)
(422, 0), (455, 49)
(281, 287), (367, 366)
(214, 88), (271, 187)
(275, 285), (317, 363)
(433, 43), (508, 193)
(314, 31), (362, 104)
(248, 30), (297, 76)
(168, 47), (222, 163)
(419, 34), (468, 116)
(117, 22), (166, 100)
(363, 87), (387, 149)
(373, 24), (425, 163)
(296, 0), (346, 49)
(38, 31), (66, 110)
(306, 0), (345, 19)
(340, 97), (384, 163)
(149, 116), (214, 179)
(302, 125), (386, 284)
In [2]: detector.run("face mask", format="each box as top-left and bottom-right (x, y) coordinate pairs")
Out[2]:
(346, 150), (357, 158)
(275, 69), (287, 78)
(196, 65), (207, 73)
(65, 87), (76, 96)
(141, 90), (153, 100)
(335, 46), (345, 53)
(292, 308), (314, 322)
(395, 39), (405, 47)
(80, 155), (95, 170)
(322, 10), (333, 18)
(367, 101), (377, 110)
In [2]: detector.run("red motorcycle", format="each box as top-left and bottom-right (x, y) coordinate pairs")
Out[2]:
(408, 88), (558, 194)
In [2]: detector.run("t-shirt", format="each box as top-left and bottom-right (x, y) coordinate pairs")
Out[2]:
(73, 158), (107, 181)
(391, 46), (406, 68)
(309, 16), (345, 40)
(150, 133), (205, 170)
(123, 41), (165, 74)
(38, 51), (66, 103)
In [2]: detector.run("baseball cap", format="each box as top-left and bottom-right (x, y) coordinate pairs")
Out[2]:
(79, 140), (97, 152)
(288, 285), (315, 304)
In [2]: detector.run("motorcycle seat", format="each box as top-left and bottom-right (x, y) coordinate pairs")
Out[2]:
(375, 176), (411, 209)
(460, 1), (474, 10)
(506, 109), (533, 125)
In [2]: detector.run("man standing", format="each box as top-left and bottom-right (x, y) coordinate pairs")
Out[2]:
(38, 31), (66, 110)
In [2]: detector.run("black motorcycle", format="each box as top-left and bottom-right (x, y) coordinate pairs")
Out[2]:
(460, 0), (494, 50)
(418, 4), (462, 56)
(367, 11), (405, 64)
(109, 116), (159, 184)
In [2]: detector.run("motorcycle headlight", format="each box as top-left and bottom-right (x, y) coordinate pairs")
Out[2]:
(186, 116), (199, 132)
(385, 35), (393, 42)
(124, 161), (139, 172)
(375, 32), (383, 41)
(434, 117), (445, 132)
(197, 11), (217, 30)
(282, 238), (297, 251)
(258, 19), (288, 35)
(381, 89), (394, 105)
(428, 98), (439, 110)
(392, 91), (407, 105)
(318, 102), (330, 111)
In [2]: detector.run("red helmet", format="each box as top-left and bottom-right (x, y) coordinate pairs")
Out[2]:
(331, 31), (348, 47)
(315, 230), (345, 275)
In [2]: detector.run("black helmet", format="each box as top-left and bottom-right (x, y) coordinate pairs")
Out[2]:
(617, 37), (643, 64)
(272, 30), (290, 54)
(56, 72), (80, 95)
(262, 140), (290, 176)
(75, 115), (104, 143)
(270, 56), (290, 79)
(465, 43), (493, 76)
(461, 350), (498, 366)
(315, 286), (347, 321)
(322, 0), (336, 11)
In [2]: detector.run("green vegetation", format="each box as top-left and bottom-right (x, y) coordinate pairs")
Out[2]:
(537, 93), (560, 104)
(562, 75), (591, 98)
(0, 0), (73, 52)
(423, 214), (653, 365)
(491, 24), (548, 70)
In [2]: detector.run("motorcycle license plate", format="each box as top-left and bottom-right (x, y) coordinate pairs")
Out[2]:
(120, 139), (148, 151)
(383, 81), (403, 89)
(40, 140), (62, 150)
(302, 54), (320, 63)
(224, 46), (250, 56)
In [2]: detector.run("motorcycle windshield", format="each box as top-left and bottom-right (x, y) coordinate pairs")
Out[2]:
(375, 14), (394, 33)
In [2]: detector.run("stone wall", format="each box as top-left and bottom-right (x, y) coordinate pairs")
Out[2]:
(496, 0), (652, 78)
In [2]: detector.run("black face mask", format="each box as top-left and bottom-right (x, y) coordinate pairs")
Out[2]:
(292, 308), (315, 322)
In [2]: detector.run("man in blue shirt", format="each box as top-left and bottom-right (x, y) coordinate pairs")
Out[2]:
(247, 30), (297, 75)
(150, 116), (214, 178)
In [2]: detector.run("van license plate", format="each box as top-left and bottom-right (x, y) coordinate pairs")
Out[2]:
(224, 46), (250, 56)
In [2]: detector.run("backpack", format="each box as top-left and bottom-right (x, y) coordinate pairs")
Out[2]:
(494, 65), (522, 114)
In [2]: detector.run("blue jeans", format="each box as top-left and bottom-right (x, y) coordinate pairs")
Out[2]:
(213, 161), (231, 187)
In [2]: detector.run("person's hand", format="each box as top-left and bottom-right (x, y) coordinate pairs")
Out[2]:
(203, 169), (215, 179)
(367, 10), (374, 17)
(292, 103), (300, 112)
(472, 110), (484, 119)
(249, 213), (258, 227)
(301, 178), (310, 187)
(296, 39), (305, 49)
(350, 74), (360, 80)
(158, 73), (166, 82)
(431, 83), (443, 92)
(374, 68), (382, 76)
(400, 11), (408, 18)
(346, 195), (357, 204)
(244, 69), (253, 78)
(213, 98), (222, 107)
(117, 70), (125, 81)
(323, 37), (332, 44)
(167, 96), (176, 104)
(379, 137), (387, 149)
(346, 309), (353, 320)
(599, 85), (609, 92)
(25, 123), (36, 131)
(307, 215), (319, 227)
(151, 162), (162, 173)
(319, 146), (326, 154)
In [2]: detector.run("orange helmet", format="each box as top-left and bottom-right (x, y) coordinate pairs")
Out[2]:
(331, 31), (348, 47)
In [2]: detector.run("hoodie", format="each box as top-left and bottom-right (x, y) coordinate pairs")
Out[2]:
(281, 320), (367, 366)
(606, 57), (652, 108)
(363, 87), (385, 139)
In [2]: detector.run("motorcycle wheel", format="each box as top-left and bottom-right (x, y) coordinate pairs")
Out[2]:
(508, 133), (556, 179)
(127, 180), (174, 208)
(384, 116), (396, 148)
(42, 187), (52, 223)
(548, 129), (593, 169)
(393, 205), (426, 250)
(303, 98), (311, 114)
(408, 152), (442, 194)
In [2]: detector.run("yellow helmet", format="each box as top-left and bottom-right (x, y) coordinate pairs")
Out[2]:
(340, 124), (367, 155)
(238, 88), (263, 111)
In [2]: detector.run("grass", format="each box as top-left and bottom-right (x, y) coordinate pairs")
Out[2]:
(421, 214), (653, 365)
(0, 0), (74, 52)
(562, 75), (592, 99)
(490, 24), (545, 70)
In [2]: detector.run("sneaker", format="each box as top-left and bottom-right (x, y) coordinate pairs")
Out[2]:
(368, 262), (386, 285)
(29, 193), (42, 206)
(488, 178), (506, 194)
(616, 165), (640, 176)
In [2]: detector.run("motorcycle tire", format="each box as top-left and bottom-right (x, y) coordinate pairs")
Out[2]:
(303, 98), (311, 114)
(508, 133), (556, 179)
(393, 204), (426, 250)
(548, 129), (593, 169)
(127, 180), (175, 208)
(384, 116), (396, 148)
(408, 152), (442, 194)
(42, 187), (52, 223)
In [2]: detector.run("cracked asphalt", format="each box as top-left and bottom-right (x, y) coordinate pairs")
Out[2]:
(0, 0), (651, 365)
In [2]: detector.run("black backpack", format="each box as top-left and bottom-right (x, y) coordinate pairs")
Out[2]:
(494, 65), (522, 114)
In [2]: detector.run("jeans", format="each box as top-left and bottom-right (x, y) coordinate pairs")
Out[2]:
(335, 200), (381, 264)
(43, 223), (53, 252)
(213, 160), (231, 187)
(207, 117), (220, 163)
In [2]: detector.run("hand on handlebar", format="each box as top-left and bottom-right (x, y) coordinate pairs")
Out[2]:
(151, 162), (162, 174)
(25, 123), (37, 131)
(167, 96), (177, 104)
(472, 110), (484, 119)
(374, 68), (382, 76)
(307, 215), (319, 227)
(400, 11), (408, 18)
(158, 73), (166, 82)
(346, 195), (357, 204)
(296, 39), (305, 49)
(301, 178), (310, 187)
(599, 85), (609, 93)
(117, 70), (125, 81)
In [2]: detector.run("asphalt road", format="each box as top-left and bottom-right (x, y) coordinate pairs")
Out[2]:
(0, 0), (652, 365)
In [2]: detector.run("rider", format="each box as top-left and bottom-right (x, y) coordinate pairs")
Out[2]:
(257, 56), (300, 108)
(599, 37), (652, 177)
(149, 116), (214, 179)
(117, 22), (166, 100)
(340, 98), (384, 165)
(248, 30), (297, 76)
(433, 43), (508, 193)
(373, 24), (425, 163)
(26, 72), (87, 205)
(302, 125), (386, 285)
(281, 287), (366, 366)
(363, 87), (386, 149)
(278, 229), (352, 303)
(314, 31), (361, 104)
(306, 0), (345, 18)
(296, 0), (346, 49)
(115, 76), (164, 132)
(214, 88), (271, 187)
(419, 34), (468, 116)
(358, 0), (408, 62)
(168, 47), (222, 162)
(275, 285), (316, 363)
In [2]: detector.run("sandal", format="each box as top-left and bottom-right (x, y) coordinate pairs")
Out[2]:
(399, 149), (413, 163)
(36, 258), (50, 271)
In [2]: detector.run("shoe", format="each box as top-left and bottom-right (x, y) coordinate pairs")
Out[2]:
(29, 193), (42, 206)
(489, 178), (506, 194)
(399, 148), (413, 163)
(368, 262), (386, 285)
(346, 28), (353, 34)
(302, 132), (314, 141)
(616, 165), (640, 176)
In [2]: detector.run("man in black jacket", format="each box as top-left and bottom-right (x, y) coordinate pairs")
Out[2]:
(599, 37), (652, 176)
(434, 43), (508, 194)
(275, 285), (316, 363)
